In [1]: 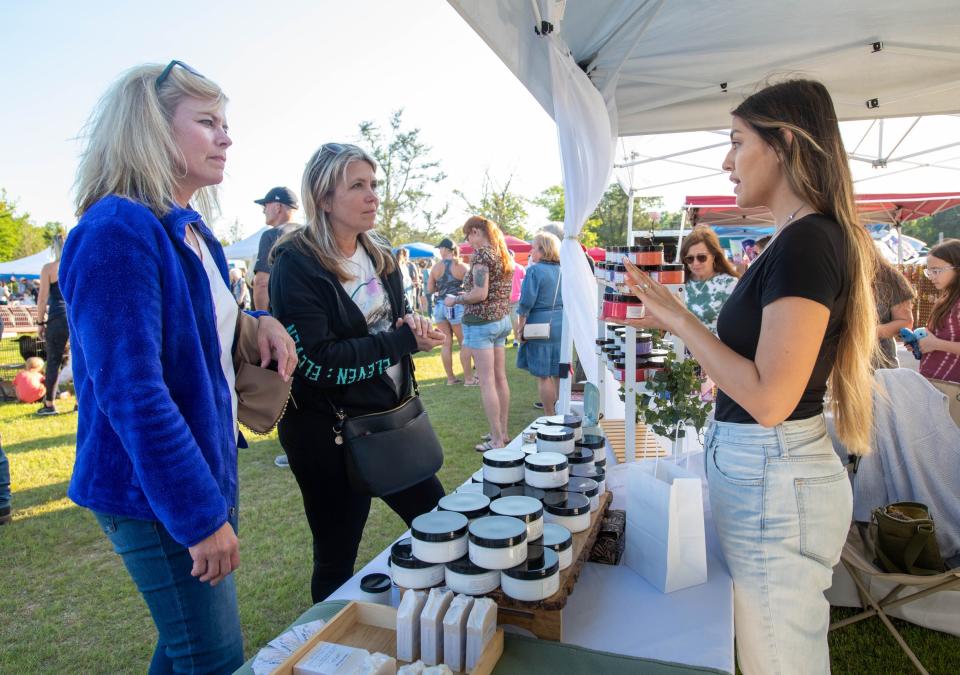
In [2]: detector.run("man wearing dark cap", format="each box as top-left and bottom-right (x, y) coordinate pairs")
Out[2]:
(253, 187), (300, 312)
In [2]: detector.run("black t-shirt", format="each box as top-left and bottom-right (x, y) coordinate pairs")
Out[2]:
(715, 214), (849, 423)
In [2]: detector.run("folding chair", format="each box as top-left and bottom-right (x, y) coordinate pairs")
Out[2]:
(830, 523), (960, 675)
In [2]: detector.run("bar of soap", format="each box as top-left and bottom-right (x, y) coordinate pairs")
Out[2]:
(419, 587), (454, 666)
(465, 598), (497, 671)
(442, 595), (475, 673)
(358, 652), (397, 675)
(422, 666), (453, 675)
(397, 589), (429, 663)
(397, 661), (425, 675)
(294, 642), (370, 675)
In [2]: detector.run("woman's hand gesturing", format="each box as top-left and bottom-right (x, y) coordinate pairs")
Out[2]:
(620, 258), (692, 334)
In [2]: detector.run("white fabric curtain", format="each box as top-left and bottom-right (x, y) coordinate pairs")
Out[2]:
(543, 35), (625, 418)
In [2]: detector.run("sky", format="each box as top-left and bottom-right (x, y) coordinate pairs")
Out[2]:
(2, 1), (958, 244)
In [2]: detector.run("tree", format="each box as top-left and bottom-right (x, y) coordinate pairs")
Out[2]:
(902, 208), (960, 246)
(533, 183), (677, 248)
(454, 171), (529, 238)
(0, 191), (56, 261)
(358, 109), (447, 245)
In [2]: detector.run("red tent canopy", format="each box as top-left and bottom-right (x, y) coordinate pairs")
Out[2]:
(458, 235), (532, 256)
(586, 246), (606, 262)
(684, 193), (960, 227)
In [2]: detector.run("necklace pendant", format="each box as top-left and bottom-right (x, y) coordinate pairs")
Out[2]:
(334, 433), (343, 445)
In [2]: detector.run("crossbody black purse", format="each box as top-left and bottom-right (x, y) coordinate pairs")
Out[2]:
(330, 365), (444, 497)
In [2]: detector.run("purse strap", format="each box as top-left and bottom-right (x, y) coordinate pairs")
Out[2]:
(872, 507), (942, 576)
(549, 268), (561, 312)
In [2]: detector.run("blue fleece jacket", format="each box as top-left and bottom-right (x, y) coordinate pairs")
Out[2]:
(61, 195), (241, 547)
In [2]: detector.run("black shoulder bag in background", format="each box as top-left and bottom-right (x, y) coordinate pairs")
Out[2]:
(331, 364), (444, 497)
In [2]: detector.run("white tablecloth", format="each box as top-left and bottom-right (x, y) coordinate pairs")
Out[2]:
(327, 432), (735, 673)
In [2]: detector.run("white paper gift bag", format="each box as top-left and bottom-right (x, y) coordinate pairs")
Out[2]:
(625, 459), (707, 593)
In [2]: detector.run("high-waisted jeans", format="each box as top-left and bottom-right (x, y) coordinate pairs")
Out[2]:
(94, 511), (244, 674)
(705, 414), (851, 675)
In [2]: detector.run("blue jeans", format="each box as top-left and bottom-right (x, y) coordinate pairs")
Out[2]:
(94, 511), (244, 674)
(705, 415), (851, 675)
(462, 316), (512, 349)
(0, 436), (10, 510)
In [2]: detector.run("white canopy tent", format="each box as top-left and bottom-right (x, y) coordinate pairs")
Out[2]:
(0, 248), (55, 279)
(448, 0), (960, 414)
(222, 227), (268, 264)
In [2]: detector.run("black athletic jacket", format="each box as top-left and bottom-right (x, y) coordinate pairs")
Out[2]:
(269, 240), (417, 422)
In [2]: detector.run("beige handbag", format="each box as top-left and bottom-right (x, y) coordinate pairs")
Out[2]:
(233, 311), (293, 434)
(522, 270), (561, 340)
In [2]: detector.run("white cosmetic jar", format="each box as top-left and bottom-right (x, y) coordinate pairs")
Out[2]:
(468, 515), (528, 570)
(390, 537), (444, 589)
(471, 469), (484, 483)
(482, 448), (526, 485)
(359, 572), (393, 605)
(566, 447), (595, 471)
(536, 427), (575, 455)
(501, 545), (560, 602)
(445, 555), (501, 596)
(521, 424), (542, 444)
(520, 443), (539, 455)
(570, 465), (606, 495)
(544, 414), (583, 442)
(410, 511), (469, 564)
(541, 523), (574, 570)
(524, 452), (569, 490)
(438, 492), (490, 522)
(489, 495), (544, 541)
(566, 476), (600, 512)
(456, 482), (503, 500)
(542, 491), (592, 534)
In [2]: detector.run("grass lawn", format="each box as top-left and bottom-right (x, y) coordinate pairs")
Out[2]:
(1, 345), (958, 674)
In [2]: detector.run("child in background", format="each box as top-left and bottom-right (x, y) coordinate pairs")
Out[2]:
(14, 357), (46, 403)
(918, 239), (960, 425)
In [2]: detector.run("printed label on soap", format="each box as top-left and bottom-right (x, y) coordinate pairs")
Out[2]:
(626, 306), (645, 319)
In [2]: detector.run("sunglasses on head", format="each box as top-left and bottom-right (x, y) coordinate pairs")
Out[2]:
(321, 142), (349, 155)
(683, 254), (709, 264)
(155, 60), (205, 91)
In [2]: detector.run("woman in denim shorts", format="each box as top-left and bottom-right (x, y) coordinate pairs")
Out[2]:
(623, 80), (877, 674)
(445, 217), (514, 450)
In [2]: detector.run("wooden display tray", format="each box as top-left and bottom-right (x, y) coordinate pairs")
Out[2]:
(271, 601), (503, 675)
(486, 490), (613, 642)
(600, 418), (667, 463)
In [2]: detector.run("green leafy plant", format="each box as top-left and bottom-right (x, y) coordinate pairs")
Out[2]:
(627, 350), (712, 440)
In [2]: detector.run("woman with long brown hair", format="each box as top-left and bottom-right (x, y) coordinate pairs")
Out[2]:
(679, 226), (739, 334)
(623, 79), (876, 673)
(445, 216), (514, 449)
(918, 238), (960, 424)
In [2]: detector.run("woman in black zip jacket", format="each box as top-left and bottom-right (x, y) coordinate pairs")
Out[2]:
(269, 142), (447, 602)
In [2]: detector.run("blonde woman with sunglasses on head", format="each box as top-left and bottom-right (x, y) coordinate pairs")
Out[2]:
(61, 61), (296, 673)
(679, 226), (740, 335)
(917, 239), (960, 425)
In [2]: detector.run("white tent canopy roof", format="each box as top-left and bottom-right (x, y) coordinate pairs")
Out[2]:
(0, 248), (55, 279)
(450, 0), (960, 136)
(222, 227), (268, 263)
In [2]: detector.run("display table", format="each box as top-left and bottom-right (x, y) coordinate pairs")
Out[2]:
(238, 430), (734, 673)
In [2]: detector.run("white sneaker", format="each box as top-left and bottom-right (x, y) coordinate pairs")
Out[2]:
(274, 454), (289, 468)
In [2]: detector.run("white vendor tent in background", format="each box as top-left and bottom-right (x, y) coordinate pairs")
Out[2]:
(0, 248), (55, 279)
(447, 0), (960, 412)
(222, 227), (268, 265)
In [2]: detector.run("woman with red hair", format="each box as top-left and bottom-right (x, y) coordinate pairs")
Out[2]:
(445, 216), (514, 449)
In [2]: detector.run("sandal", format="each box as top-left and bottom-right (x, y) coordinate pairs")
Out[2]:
(475, 441), (497, 452)
(446, 378), (464, 386)
(480, 433), (492, 442)
(463, 377), (480, 387)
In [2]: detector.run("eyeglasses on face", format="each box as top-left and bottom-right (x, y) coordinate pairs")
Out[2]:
(683, 254), (710, 264)
(155, 60), (205, 91)
(924, 266), (958, 280)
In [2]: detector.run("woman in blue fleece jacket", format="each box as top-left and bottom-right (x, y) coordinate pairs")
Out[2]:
(60, 61), (296, 674)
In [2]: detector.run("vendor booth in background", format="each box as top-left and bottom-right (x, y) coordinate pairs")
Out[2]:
(399, 242), (439, 259)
